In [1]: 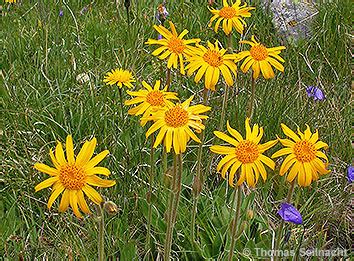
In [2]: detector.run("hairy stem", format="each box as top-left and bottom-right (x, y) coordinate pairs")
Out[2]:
(164, 153), (179, 260)
(97, 203), (105, 261)
(146, 135), (155, 251)
(191, 88), (209, 242)
(246, 76), (256, 118)
(228, 186), (242, 261)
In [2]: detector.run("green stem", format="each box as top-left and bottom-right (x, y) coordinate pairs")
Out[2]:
(166, 68), (171, 91)
(246, 76), (255, 118)
(164, 153), (178, 260)
(97, 203), (105, 261)
(228, 186), (242, 261)
(118, 88), (124, 120)
(274, 181), (296, 260)
(146, 135), (155, 251)
(171, 154), (183, 224)
(227, 34), (233, 52)
(219, 85), (229, 130)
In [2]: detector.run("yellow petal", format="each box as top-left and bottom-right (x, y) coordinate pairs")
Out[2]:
(58, 189), (70, 212)
(228, 161), (242, 187)
(86, 175), (116, 188)
(47, 184), (65, 209)
(245, 118), (252, 140)
(210, 145), (235, 155)
(66, 135), (75, 165)
(55, 142), (67, 165)
(272, 148), (293, 158)
(221, 158), (238, 179)
(216, 154), (237, 172)
(245, 164), (255, 187)
(85, 167), (111, 176)
(34, 163), (59, 176)
(82, 184), (103, 205)
(84, 150), (110, 170)
(214, 131), (239, 146)
(226, 121), (243, 142)
(259, 155), (275, 169)
(281, 124), (300, 142)
(259, 139), (277, 153)
(279, 154), (297, 176)
(69, 190), (82, 218)
(77, 190), (91, 214)
(35, 176), (59, 192)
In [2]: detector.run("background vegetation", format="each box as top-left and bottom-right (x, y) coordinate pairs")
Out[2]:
(1, 0), (351, 259)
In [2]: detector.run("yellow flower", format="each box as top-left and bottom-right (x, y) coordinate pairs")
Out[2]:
(210, 119), (277, 187)
(208, 0), (255, 35)
(5, 0), (17, 3)
(34, 135), (116, 218)
(186, 41), (237, 91)
(145, 21), (201, 75)
(125, 80), (179, 126)
(237, 36), (286, 79)
(144, 96), (211, 154)
(103, 68), (135, 88)
(272, 124), (330, 187)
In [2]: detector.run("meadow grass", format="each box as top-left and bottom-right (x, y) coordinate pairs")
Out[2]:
(1, 0), (351, 259)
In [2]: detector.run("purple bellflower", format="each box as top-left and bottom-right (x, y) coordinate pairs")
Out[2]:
(347, 166), (354, 183)
(278, 203), (303, 225)
(306, 86), (325, 101)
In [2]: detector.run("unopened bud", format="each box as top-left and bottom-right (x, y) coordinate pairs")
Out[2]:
(192, 175), (203, 197)
(103, 201), (119, 215)
(146, 191), (151, 204)
(246, 209), (254, 220)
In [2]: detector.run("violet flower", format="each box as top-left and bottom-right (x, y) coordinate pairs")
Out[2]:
(306, 86), (325, 101)
(347, 166), (354, 183)
(59, 9), (64, 17)
(278, 203), (303, 225)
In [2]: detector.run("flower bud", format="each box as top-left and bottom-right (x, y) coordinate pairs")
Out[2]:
(246, 209), (254, 220)
(103, 201), (119, 215)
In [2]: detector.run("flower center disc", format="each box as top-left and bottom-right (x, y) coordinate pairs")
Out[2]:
(294, 141), (316, 162)
(59, 165), (86, 190)
(219, 6), (237, 19)
(168, 37), (185, 54)
(250, 44), (268, 61)
(164, 106), (189, 128)
(235, 140), (259, 163)
(203, 50), (223, 67)
(146, 90), (165, 106)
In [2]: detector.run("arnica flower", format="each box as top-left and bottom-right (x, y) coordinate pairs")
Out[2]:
(238, 36), (286, 79)
(144, 96), (211, 154)
(5, 0), (17, 3)
(186, 41), (237, 91)
(347, 165), (354, 183)
(34, 135), (116, 218)
(306, 86), (325, 101)
(210, 118), (277, 187)
(272, 124), (330, 187)
(208, 0), (255, 35)
(125, 80), (178, 126)
(103, 68), (135, 89)
(145, 21), (201, 75)
(278, 203), (303, 225)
